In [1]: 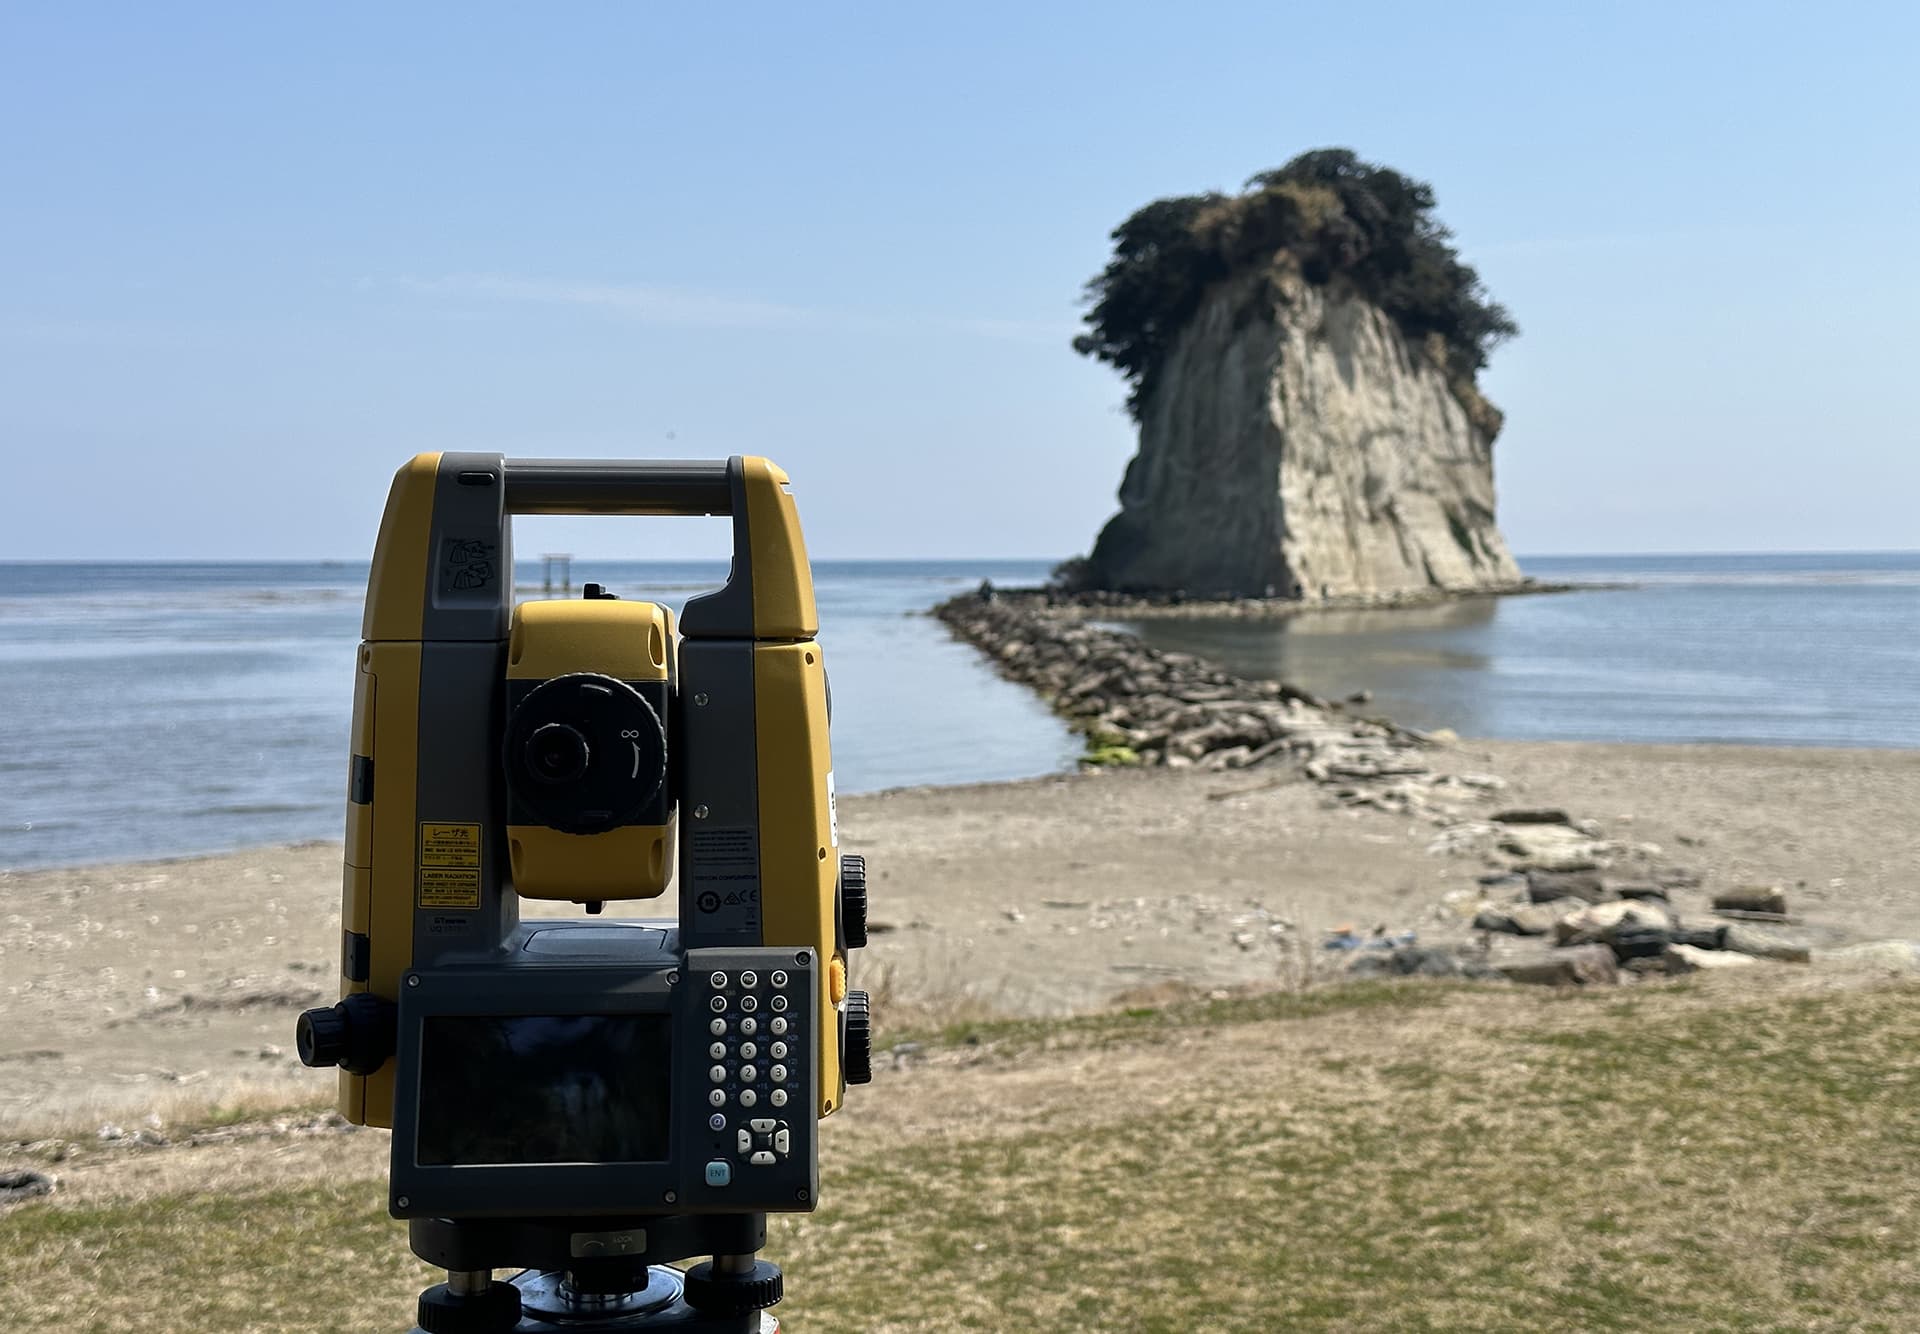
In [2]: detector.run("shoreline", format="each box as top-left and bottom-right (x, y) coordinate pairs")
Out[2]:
(6, 724), (1919, 880)
(5, 736), (1920, 1139)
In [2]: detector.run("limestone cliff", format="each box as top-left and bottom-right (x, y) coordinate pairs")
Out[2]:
(1082, 270), (1522, 600)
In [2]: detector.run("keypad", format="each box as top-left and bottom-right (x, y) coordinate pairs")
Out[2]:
(700, 963), (806, 1176)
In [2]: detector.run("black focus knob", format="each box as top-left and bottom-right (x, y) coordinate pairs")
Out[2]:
(844, 989), (872, 1085)
(416, 1279), (523, 1334)
(295, 1003), (348, 1068)
(840, 854), (868, 950)
(295, 992), (397, 1076)
(681, 1259), (783, 1315)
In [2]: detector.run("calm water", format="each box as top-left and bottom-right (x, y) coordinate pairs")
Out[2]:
(1111, 552), (1920, 750)
(0, 560), (1077, 870)
(2, 553), (1915, 870)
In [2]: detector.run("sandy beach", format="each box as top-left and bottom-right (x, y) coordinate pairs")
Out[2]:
(3, 737), (1916, 1140)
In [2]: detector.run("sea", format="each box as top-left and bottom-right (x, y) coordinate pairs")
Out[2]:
(1, 552), (1915, 871)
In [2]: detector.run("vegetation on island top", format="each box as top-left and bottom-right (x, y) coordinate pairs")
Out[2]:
(1073, 148), (1518, 422)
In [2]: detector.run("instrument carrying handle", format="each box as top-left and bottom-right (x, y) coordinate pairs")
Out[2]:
(501, 459), (734, 516)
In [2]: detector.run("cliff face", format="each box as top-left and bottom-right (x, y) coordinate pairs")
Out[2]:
(1084, 271), (1522, 599)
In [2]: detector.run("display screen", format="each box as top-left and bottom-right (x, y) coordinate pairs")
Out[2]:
(415, 1015), (672, 1166)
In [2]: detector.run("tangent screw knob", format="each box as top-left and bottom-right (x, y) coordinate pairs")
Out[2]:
(844, 989), (873, 1085)
(839, 854), (868, 949)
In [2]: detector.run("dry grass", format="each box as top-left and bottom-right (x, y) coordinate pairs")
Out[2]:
(5, 974), (1919, 1332)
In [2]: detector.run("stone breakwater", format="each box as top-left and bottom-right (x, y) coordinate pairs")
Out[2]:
(935, 589), (1455, 781)
(933, 590), (1841, 986)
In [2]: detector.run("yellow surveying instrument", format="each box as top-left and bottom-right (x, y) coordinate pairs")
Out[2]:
(295, 453), (872, 1333)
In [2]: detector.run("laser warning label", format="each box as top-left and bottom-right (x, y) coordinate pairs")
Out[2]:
(418, 822), (482, 908)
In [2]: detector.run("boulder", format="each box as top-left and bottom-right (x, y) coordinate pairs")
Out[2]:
(1526, 870), (1608, 904)
(1712, 886), (1789, 916)
(1723, 926), (1811, 964)
(1554, 899), (1674, 946)
(1473, 903), (1562, 937)
(1500, 824), (1606, 871)
(1497, 944), (1619, 987)
(0, 1169), (55, 1205)
(1667, 944), (1759, 972)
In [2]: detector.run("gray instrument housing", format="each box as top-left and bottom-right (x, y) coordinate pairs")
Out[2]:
(388, 934), (819, 1219)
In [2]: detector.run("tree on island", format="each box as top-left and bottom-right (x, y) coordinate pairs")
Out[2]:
(1072, 148), (1517, 423)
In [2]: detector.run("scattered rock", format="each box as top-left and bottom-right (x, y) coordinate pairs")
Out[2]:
(1497, 944), (1619, 987)
(1723, 926), (1811, 964)
(1526, 870), (1608, 904)
(1473, 903), (1561, 937)
(1347, 946), (1501, 980)
(1713, 886), (1788, 916)
(0, 1169), (55, 1206)
(1554, 899), (1674, 947)
(1668, 944), (1759, 973)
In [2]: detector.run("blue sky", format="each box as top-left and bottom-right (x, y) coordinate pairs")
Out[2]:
(2, 2), (1915, 560)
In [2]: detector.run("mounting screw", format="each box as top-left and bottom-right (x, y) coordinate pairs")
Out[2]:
(795, 951), (810, 965)
(396, 1196), (410, 1209)
(664, 1191), (677, 1204)
(406, 975), (420, 988)
(693, 693), (710, 707)
(694, 805), (710, 820)
(666, 970), (680, 986)
(796, 1189), (809, 1202)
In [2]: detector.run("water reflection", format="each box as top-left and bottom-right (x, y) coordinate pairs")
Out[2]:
(1097, 555), (1920, 749)
(1107, 599), (1497, 728)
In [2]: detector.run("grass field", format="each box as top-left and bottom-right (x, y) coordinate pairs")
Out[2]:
(5, 973), (1919, 1332)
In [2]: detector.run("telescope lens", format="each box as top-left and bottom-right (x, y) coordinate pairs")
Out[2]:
(527, 723), (590, 784)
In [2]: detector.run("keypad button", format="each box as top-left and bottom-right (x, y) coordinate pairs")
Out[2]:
(708, 1112), (726, 1132)
(708, 1018), (727, 1037)
(709, 1042), (726, 1061)
(705, 1160), (732, 1187)
(749, 1151), (776, 1166)
(774, 1128), (790, 1155)
(708, 1089), (727, 1108)
(750, 1118), (776, 1133)
(709, 1064), (727, 1084)
(770, 995), (789, 1013)
(771, 970), (789, 987)
(739, 1089), (758, 1108)
(770, 1041), (788, 1059)
(770, 1018), (788, 1036)
(770, 1065), (787, 1083)
(740, 971), (758, 987)
(737, 1129), (752, 1154)
(739, 1065), (757, 1082)
(739, 1018), (758, 1037)
(709, 971), (728, 988)
(770, 1089), (788, 1108)
(708, 996), (726, 1013)
(740, 996), (759, 1013)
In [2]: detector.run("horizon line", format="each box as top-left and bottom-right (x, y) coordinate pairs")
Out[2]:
(2, 549), (1918, 566)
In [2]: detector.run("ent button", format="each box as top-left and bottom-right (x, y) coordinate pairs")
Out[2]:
(704, 1160), (732, 1187)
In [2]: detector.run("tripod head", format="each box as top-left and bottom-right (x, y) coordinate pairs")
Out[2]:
(296, 453), (872, 1331)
